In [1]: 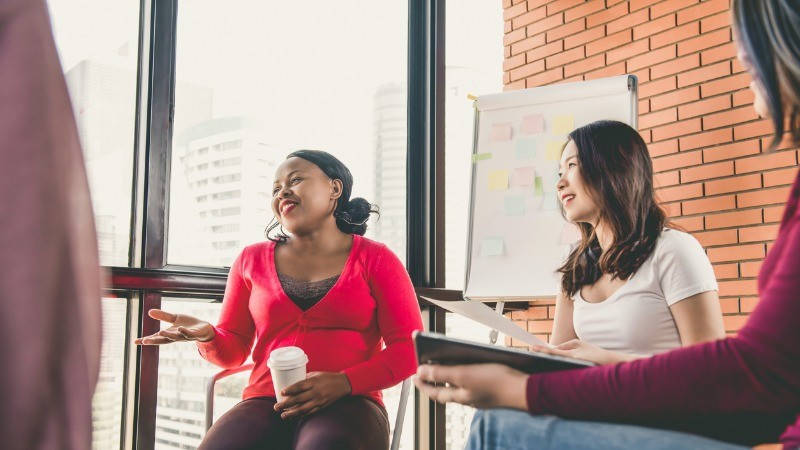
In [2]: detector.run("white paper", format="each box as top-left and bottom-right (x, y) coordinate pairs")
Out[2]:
(421, 297), (551, 348)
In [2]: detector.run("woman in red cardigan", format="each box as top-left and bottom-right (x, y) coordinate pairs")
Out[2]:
(137, 150), (423, 450)
(415, 1), (800, 449)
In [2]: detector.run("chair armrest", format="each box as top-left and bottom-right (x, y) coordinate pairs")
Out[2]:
(205, 363), (255, 431)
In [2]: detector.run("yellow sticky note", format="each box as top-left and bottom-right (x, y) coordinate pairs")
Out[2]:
(488, 170), (509, 191)
(552, 115), (574, 135)
(546, 141), (564, 161)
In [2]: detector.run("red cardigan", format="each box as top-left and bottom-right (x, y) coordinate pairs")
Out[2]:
(197, 235), (424, 407)
(527, 171), (800, 448)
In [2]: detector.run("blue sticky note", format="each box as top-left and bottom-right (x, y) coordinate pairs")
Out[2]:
(504, 195), (525, 216)
(515, 138), (537, 160)
(480, 237), (504, 257)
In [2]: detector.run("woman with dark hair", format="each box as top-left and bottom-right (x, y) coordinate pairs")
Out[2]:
(137, 150), (423, 449)
(414, 1), (800, 448)
(541, 120), (724, 367)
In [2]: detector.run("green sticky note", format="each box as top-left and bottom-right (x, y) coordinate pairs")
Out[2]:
(552, 115), (574, 135)
(472, 152), (492, 163)
(488, 170), (509, 191)
(504, 195), (525, 216)
(534, 176), (544, 196)
(515, 139), (537, 160)
(480, 237), (504, 256)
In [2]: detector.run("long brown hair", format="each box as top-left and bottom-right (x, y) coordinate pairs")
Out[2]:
(558, 120), (668, 297)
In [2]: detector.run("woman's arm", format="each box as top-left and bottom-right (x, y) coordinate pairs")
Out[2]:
(670, 290), (726, 345)
(549, 292), (578, 346)
(342, 246), (424, 395)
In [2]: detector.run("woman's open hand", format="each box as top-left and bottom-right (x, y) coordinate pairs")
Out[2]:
(134, 309), (215, 345)
(413, 363), (528, 410)
(531, 339), (635, 365)
(275, 372), (352, 419)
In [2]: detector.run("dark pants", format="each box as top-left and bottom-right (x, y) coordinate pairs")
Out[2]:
(199, 396), (390, 450)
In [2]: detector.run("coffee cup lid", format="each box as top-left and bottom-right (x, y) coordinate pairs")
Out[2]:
(267, 346), (308, 370)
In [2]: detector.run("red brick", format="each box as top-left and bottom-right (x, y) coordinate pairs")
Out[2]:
(640, 77), (678, 98)
(652, 149), (703, 172)
(631, 68), (651, 83)
(512, 6), (547, 29)
(652, 0), (702, 17)
(586, 2), (628, 28)
(526, 40), (563, 62)
(733, 57), (747, 72)
(504, 0), (512, 7)
(704, 173), (762, 196)
(640, 99), (651, 114)
(719, 297), (740, 313)
(682, 160), (734, 183)
(735, 151), (797, 174)
(650, 86), (699, 111)
(734, 119), (774, 141)
(504, 79), (525, 91)
(510, 60), (545, 81)
(723, 315), (749, 332)
(678, 60), (732, 88)
(764, 205), (786, 223)
(546, 46), (585, 69)
(527, 13), (565, 36)
(718, 279), (758, 297)
(633, 14), (676, 40)
(662, 201), (682, 217)
(505, 46), (512, 58)
(511, 307), (549, 320)
(702, 139), (761, 163)
(705, 209), (763, 229)
(740, 296), (760, 312)
(702, 105), (758, 130)
(564, 54), (604, 77)
(504, 72), (511, 84)
(503, 53), (526, 72)
(547, 17), (586, 42)
(651, 22), (700, 50)
(585, 62), (626, 80)
(526, 67), (563, 87)
(587, 29), (632, 56)
(683, 195), (736, 215)
(547, 0), (584, 15)
(528, 320), (553, 334)
(678, 28), (731, 56)
(630, 0), (661, 11)
(640, 108), (678, 130)
(654, 169), (680, 187)
(739, 224), (781, 243)
(504, 27), (527, 47)
(658, 182), (703, 202)
(741, 261), (763, 278)
(627, 45), (677, 72)
(713, 264), (740, 281)
(679, 95), (732, 120)
(701, 42), (737, 65)
(732, 89), (755, 107)
(564, 25), (605, 50)
(504, 1), (528, 20)
(564, 0), (605, 22)
(671, 215), (705, 231)
(505, 20), (512, 34)
(764, 167), (799, 187)
(607, 7), (649, 34)
(694, 229), (738, 247)
(763, 133), (800, 151)
(606, 39), (650, 64)
(649, 139), (680, 157)
(652, 54), (700, 80)
(511, 33), (547, 55)
(700, 11), (731, 33)
(737, 186), (793, 208)
(701, 73), (751, 97)
(652, 118), (702, 142)
(679, 127), (733, 151)
(677, 0), (730, 25)
(708, 243), (765, 263)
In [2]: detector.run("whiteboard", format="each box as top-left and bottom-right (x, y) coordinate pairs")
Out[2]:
(464, 75), (638, 301)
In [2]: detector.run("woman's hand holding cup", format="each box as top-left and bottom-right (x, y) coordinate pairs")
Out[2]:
(134, 309), (215, 345)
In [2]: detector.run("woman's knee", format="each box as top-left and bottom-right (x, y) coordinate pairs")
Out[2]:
(468, 409), (555, 450)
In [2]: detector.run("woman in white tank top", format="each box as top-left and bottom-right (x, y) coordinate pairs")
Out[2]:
(535, 120), (725, 365)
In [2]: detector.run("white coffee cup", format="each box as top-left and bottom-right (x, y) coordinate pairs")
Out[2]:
(267, 346), (309, 402)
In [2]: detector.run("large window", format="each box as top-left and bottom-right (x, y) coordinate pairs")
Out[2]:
(92, 297), (129, 450)
(444, 0), (504, 289)
(47, 0), (139, 267)
(167, 0), (409, 268)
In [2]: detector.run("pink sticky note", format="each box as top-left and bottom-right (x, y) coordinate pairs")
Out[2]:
(490, 123), (513, 142)
(511, 167), (535, 187)
(521, 114), (545, 135)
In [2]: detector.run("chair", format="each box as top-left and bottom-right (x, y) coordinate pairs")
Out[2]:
(205, 364), (412, 450)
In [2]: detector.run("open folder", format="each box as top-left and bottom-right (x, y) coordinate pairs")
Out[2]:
(421, 296), (551, 348)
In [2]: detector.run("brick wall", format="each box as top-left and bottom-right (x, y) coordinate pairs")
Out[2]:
(501, 0), (800, 347)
